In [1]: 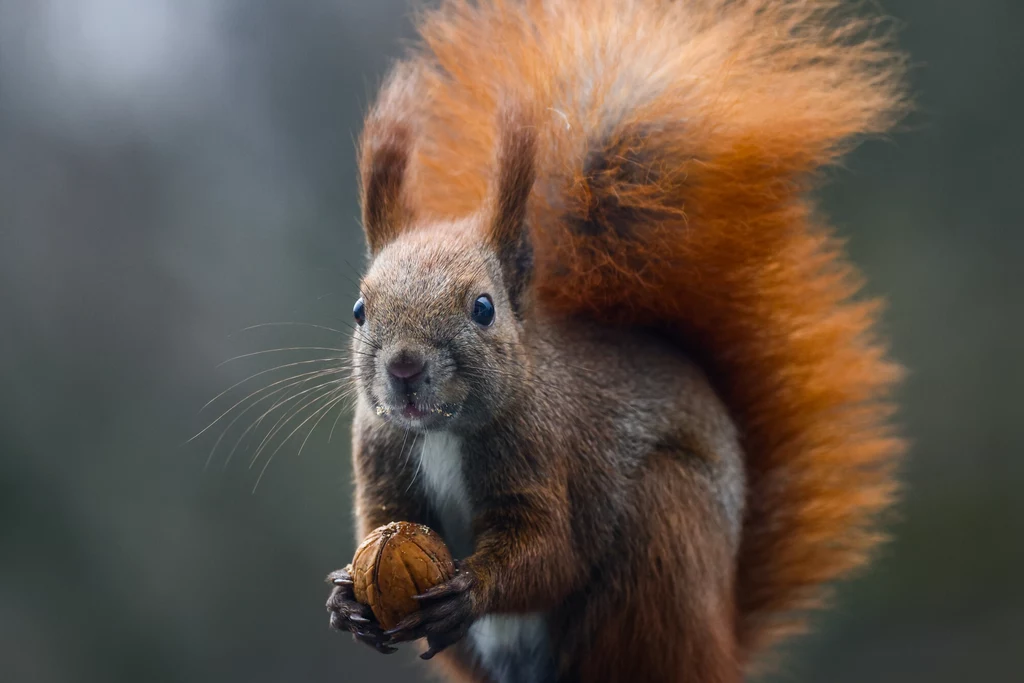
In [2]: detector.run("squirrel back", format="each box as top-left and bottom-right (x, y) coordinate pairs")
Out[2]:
(367, 0), (907, 666)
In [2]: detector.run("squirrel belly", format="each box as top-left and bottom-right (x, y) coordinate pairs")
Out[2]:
(332, 0), (908, 680)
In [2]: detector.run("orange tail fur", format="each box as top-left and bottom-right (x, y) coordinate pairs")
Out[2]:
(393, 0), (908, 666)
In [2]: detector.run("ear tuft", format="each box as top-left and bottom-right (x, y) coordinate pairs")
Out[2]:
(359, 62), (421, 255)
(489, 103), (537, 317)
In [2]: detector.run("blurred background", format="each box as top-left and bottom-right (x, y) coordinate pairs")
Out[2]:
(1, 0), (1021, 681)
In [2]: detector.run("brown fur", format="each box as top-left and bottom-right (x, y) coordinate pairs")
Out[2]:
(347, 309), (746, 682)
(338, 0), (908, 678)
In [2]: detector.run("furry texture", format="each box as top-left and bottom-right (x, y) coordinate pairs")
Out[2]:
(379, 0), (907, 665)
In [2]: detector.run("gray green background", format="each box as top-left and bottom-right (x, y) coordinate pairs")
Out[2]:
(1, 0), (1020, 681)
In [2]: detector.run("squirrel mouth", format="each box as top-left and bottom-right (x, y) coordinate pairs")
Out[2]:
(402, 402), (428, 419)
(385, 399), (456, 423)
(375, 394), (456, 423)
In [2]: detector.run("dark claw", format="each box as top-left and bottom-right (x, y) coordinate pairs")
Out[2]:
(413, 571), (475, 602)
(325, 567), (354, 585)
(413, 585), (449, 601)
(354, 631), (397, 655)
(386, 608), (438, 642)
(414, 584), (457, 601)
(421, 641), (447, 660)
(384, 612), (424, 637)
(421, 621), (469, 659)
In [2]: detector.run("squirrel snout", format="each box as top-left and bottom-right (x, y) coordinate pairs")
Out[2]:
(386, 351), (426, 385)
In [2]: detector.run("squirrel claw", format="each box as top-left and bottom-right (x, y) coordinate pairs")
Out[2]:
(354, 630), (398, 655)
(326, 566), (355, 586)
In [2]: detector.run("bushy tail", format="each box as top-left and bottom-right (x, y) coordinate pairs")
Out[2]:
(399, 0), (908, 664)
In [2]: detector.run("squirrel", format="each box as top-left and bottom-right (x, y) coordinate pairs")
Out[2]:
(324, 0), (907, 681)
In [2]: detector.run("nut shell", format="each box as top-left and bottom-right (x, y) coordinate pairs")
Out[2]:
(350, 521), (455, 630)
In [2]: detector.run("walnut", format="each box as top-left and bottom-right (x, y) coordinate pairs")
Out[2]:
(350, 521), (455, 630)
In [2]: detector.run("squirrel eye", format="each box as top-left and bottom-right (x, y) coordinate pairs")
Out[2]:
(471, 294), (495, 327)
(353, 297), (366, 326)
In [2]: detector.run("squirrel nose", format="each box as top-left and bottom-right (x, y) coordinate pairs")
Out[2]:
(387, 352), (426, 382)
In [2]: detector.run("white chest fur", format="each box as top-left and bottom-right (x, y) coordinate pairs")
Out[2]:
(416, 431), (472, 556)
(415, 433), (548, 681)
(469, 614), (549, 682)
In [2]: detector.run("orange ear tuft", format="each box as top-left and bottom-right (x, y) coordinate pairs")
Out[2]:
(488, 103), (537, 315)
(358, 62), (422, 255)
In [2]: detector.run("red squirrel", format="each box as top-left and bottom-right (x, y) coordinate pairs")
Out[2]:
(325, 0), (907, 681)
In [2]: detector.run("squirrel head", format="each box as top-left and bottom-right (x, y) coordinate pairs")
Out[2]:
(351, 86), (537, 433)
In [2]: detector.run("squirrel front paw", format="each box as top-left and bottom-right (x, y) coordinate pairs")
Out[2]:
(385, 569), (478, 660)
(325, 566), (397, 655)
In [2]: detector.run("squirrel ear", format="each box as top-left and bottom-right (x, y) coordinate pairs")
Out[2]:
(489, 104), (537, 317)
(359, 63), (420, 256)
